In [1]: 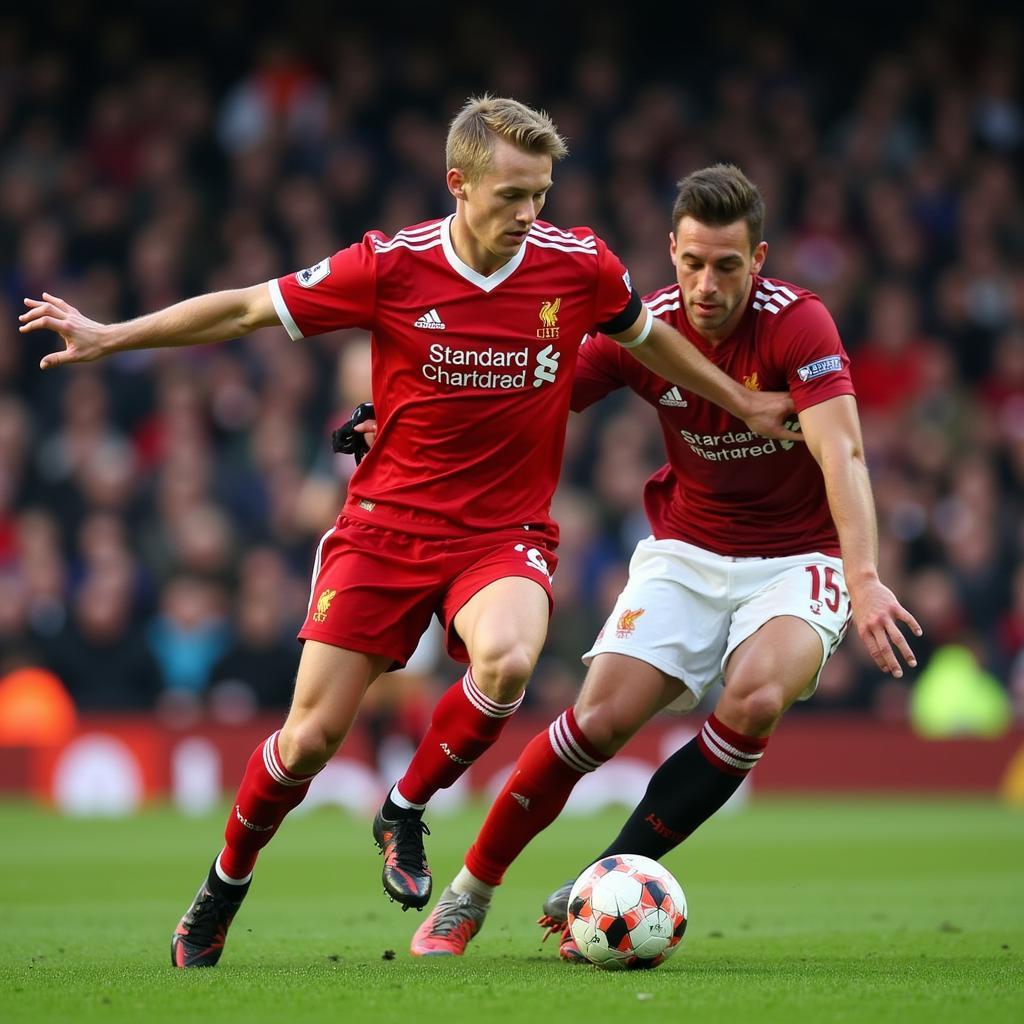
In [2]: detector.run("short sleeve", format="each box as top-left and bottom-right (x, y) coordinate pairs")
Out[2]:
(572, 333), (628, 412)
(777, 298), (856, 412)
(269, 234), (378, 340)
(591, 238), (640, 333)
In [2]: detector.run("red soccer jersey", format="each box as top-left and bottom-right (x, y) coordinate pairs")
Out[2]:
(572, 276), (855, 558)
(270, 216), (637, 538)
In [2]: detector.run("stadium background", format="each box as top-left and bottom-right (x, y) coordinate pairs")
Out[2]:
(1, 1), (1023, 810)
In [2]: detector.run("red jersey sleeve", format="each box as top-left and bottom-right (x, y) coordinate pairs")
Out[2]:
(774, 297), (856, 412)
(591, 237), (641, 333)
(269, 234), (378, 340)
(572, 332), (628, 412)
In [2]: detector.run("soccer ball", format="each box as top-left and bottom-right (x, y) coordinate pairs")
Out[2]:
(566, 854), (687, 970)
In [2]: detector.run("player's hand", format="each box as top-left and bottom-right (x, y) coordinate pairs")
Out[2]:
(19, 294), (111, 369)
(849, 578), (922, 678)
(331, 402), (377, 463)
(741, 389), (802, 442)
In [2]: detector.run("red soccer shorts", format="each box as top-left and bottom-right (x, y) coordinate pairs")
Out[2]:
(298, 515), (558, 667)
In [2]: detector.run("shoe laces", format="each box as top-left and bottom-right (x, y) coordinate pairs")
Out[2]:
(427, 891), (483, 937)
(184, 886), (240, 941)
(389, 817), (431, 873)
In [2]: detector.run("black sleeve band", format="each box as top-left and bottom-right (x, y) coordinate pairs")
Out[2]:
(595, 287), (644, 336)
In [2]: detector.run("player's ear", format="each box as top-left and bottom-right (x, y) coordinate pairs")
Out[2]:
(751, 240), (768, 274)
(447, 168), (468, 200)
(668, 231), (677, 263)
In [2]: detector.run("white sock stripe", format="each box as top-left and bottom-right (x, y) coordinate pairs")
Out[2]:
(461, 672), (524, 718)
(548, 713), (602, 773)
(700, 732), (756, 772)
(390, 784), (426, 811)
(215, 853), (252, 886)
(700, 726), (761, 772)
(700, 720), (765, 761)
(555, 713), (604, 771)
(262, 732), (313, 787)
(547, 720), (591, 772)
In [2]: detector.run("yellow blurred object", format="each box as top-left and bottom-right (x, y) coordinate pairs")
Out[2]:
(910, 645), (1011, 739)
(0, 667), (78, 746)
(1001, 745), (1024, 807)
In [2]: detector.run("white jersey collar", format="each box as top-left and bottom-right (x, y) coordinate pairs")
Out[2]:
(441, 214), (527, 292)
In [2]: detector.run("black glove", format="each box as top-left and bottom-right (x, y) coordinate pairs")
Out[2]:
(331, 402), (375, 464)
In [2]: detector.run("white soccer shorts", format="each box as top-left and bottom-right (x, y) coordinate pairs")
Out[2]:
(583, 536), (851, 712)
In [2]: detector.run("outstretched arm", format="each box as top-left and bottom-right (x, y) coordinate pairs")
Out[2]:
(20, 284), (279, 369)
(608, 313), (799, 441)
(800, 394), (922, 676)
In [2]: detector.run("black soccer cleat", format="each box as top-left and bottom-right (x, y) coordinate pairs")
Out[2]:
(372, 809), (432, 911)
(171, 866), (250, 968)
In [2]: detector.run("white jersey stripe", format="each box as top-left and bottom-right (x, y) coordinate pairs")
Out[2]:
(755, 289), (791, 307)
(374, 237), (444, 254)
(647, 299), (682, 317)
(530, 224), (596, 245)
(760, 280), (799, 303)
(388, 223), (444, 242)
(525, 237), (599, 256)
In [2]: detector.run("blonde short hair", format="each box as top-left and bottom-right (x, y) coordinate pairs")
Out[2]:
(446, 95), (568, 183)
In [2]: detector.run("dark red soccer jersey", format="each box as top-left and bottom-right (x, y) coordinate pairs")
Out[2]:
(572, 276), (855, 558)
(270, 216), (636, 538)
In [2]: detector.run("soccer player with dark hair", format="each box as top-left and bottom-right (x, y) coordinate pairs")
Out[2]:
(20, 104), (796, 969)
(409, 163), (920, 958)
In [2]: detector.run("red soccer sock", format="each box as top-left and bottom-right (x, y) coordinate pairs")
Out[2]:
(396, 668), (523, 806)
(696, 712), (770, 777)
(219, 731), (318, 879)
(465, 707), (608, 886)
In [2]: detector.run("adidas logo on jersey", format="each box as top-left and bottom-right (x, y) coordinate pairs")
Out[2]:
(413, 308), (446, 330)
(659, 386), (688, 407)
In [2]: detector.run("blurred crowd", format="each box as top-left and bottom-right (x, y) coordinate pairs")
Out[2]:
(1, 3), (1023, 733)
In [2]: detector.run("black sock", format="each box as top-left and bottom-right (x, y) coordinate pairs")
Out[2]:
(382, 792), (424, 821)
(588, 729), (752, 865)
(206, 861), (251, 901)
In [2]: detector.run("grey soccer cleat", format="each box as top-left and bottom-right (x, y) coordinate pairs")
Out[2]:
(410, 885), (488, 956)
(541, 878), (574, 924)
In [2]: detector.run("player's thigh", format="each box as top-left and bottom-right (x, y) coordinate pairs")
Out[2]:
(575, 652), (685, 754)
(452, 575), (551, 688)
(722, 554), (850, 712)
(279, 640), (393, 770)
(722, 615), (824, 710)
(585, 538), (730, 714)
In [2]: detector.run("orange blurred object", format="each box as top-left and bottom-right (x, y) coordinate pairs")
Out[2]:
(0, 667), (78, 746)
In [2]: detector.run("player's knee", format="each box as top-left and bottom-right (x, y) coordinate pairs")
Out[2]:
(472, 644), (536, 701)
(573, 702), (638, 755)
(278, 720), (343, 774)
(731, 686), (787, 734)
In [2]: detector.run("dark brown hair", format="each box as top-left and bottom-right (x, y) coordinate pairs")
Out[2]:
(671, 164), (765, 249)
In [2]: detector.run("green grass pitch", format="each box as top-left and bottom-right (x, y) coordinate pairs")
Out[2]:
(1, 797), (1021, 1024)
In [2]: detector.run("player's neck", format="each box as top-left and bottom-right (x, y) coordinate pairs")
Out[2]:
(449, 215), (512, 276)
